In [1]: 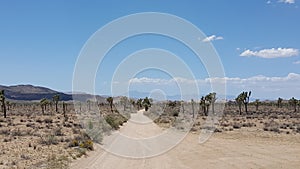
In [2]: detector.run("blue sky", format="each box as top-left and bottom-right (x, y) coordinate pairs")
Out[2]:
(0, 0), (299, 100)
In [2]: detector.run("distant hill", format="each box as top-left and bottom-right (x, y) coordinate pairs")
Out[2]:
(0, 84), (105, 102)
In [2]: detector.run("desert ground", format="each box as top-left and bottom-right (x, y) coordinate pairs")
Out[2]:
(0, 101), (300, 169)
(71, 110), (300, 169)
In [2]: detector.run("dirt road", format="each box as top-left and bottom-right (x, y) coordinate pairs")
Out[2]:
(71, 110), (300, 169)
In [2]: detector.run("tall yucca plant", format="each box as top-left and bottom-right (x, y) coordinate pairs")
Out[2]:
(205, 92), (217, 114)
(0, 90), (7, 118)
(52, 94), (60, 113)
(289, 97), (297, 112)
(106, 97), (114, 112)
(236, 91), (251, 114)
(277, 97), (283, 108)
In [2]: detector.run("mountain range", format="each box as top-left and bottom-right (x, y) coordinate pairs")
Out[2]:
(0, 84), (242, 102)
(0, 84), (105, 102)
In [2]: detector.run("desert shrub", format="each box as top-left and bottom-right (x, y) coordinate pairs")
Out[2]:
(68, 140), (79, 147)
(44, 118), (53, 124)
(233, 123), (241, 129)
(242, 122), (254, 127)
(280, 124), (287, 129)
(86, 128), (103, 144)
(20, 154), (30, 160)
(172, 111), (179, 117)
(11, 128), (23, 136)
(40, 134), (58, 145)
(46, 154), (70, 169)
(76, 148), (87, 158)
(63, 123), (72, 128)
(214, 128), (222, 132)
(26, 123), (35, 128)
(263, 121), (280, 133)
(72, 128), (80, 134)
(69, 132), (94, 150)
(36, 119), (43, 123)
(3, 138), (11, 142)
(270, 127), (280, 133)
(0, 128), (10, 135)
(105, 114), (127, 130)
(79, 140), (94, 150)
(73, 123), (83, 129)
(20, 119), (26, 122)
(105, 115), (119, 129)
(53, 127), (64, 136)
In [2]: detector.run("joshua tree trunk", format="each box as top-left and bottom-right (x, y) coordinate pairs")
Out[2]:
(238, 104), (242, 115)
(79, 102), (82, 112)
(191, 99), (195, 118)
(1, 101), (6, 118)
(63, 102), (67, 120)
(55, 103), (58, 112)
(0, 90), (7, 118)
(41, 105), (44, 114)
(244, 103), (248, 113)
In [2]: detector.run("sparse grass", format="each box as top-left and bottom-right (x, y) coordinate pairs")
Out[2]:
(46, 154), (70, 169)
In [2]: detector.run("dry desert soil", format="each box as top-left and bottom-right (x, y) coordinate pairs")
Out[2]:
(71, 110), (300, 169)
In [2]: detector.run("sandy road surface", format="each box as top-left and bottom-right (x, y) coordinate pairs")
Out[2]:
(71, 110), (300, 169)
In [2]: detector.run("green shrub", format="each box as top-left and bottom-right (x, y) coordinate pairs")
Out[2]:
(105, 114), (120, 130)
(79, 140), (94, 151)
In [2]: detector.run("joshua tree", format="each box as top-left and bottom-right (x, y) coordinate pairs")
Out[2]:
(106, 97), (113, 112)
(142, 97), (151, 111)
(235, 95), (243, 115)
(40, 98), (48, 114)
(199, 96), (206, 115)
(236, 91), (251, 114)
(62, 102), (67, 119)
(277, 97), (283, 108)
(129, 98), (135, 111)
(86, 100), (91, 111)
(120, 96), (128, 111)
(181, 100), (185, 114)
(52, 94), (60, 112)
(79, 102), (82, 112)
(191, 99), (195, 118)
(254, 99), (260, 111)
(0, 90), (7, 118)
(289, 97), (298, 112)
(136, 98), (143, 110)
(205, 92), (217, 114)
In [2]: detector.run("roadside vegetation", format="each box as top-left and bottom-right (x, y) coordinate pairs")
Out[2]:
(0, 90), (299, 168)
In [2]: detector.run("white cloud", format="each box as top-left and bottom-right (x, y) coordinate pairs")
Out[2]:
(267, 0), (272, 4)
(293, 60), (300, 64)
(278, 0), (295, 4)
(240, 48), (299, 58)
(202, 35), (223, 42)
(127, 73), (300, 99)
